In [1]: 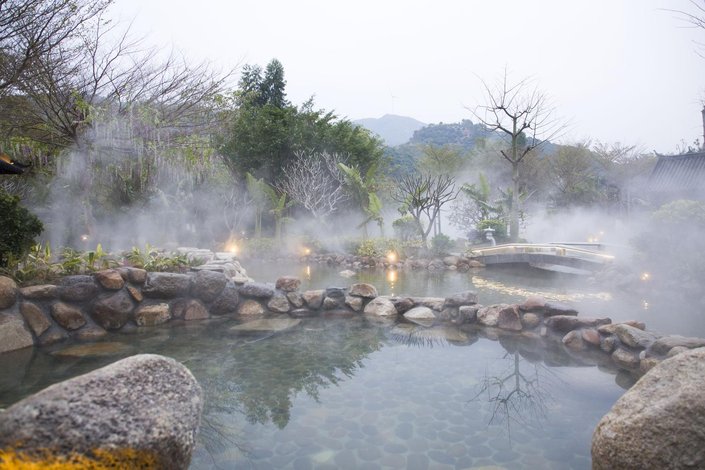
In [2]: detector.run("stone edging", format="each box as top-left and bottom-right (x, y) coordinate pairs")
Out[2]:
(1, 266), (704, 377)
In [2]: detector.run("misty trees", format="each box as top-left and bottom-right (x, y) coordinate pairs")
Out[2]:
(219, 60), (384, 184)
(338, 162), (383, 238)
(276, 151), (347, 222)
(471, 72), (562, 241)
(392, 173), (458, 248)
(0, 0), (111, 95)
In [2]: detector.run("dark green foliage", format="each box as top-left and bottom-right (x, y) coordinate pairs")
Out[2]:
(392, 215), (419, 241)
(0, 190), (43, 267)
(219, 60), (384, 183)
(431, 233), (453, 255)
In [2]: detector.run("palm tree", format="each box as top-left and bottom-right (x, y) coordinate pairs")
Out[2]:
(338, 162), (383, 239)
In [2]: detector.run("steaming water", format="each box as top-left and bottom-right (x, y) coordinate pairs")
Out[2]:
(0, 316), (623, 470)
(0, 264), (653, 470)
(248, 261), (705, 337)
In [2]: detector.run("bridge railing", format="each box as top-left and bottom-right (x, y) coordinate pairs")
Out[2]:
(469, 243), (615, 264)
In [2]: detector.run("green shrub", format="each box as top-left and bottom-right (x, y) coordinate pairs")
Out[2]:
(431, 233), (453, 256)
(0, 190), (43, 267)
(350, 238), (402, 258)
(124, 244), (195, 272)
(392, 215), (419, 241)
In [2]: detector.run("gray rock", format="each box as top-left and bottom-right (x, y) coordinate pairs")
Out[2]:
(126, 267), (148, 284)
(0, 312), (33, 353)
(650, 335), (705, 356)
(344, 295), (363, 311)
(518, 296), (547, 312)
(592, 348), (705, 470)
(612, 347), (640, 369)
(545, 315), (611, 333)
(521, 312), (541, 329)
(544, 302), (578, 316)
(58, 277), (99, 302)
(19, 284), (58, 300)
(562, 330), (586, 351)
(209, 282), (240, 315)
(239, 282), (275, 299)
(20, 302), (51, 336)
(0, 276), (18, 309)
(303, 290), (325, 309)
(275, 276), (301, 292)
(443, 255), (460, 266)
(457, 305), (480, 324)
(410, 297), (446, 311)
(171, 299), (210, 321)
(135, 303), (171, 326)
(443, 291), (478, 308)
(142, 273), (191, 298)
(267, 294), (291, 313)
(91, 290), (134, 330)
(390, 296), (414, 314)
(363, 297), (398, 316)
(582, 328), (601, 346)
(323, 296), (342, 310)
(50, 302), (86, 330)
(190, 270), (227, 302)
(94, 269), (125, 290)
(614, 324), (660, 349)
(477, 304), (509, 327)
(38, 328), (67, 346)
(404, 306), (436, 320)
(600, 335), (617, 353)
(238, 299), (265, 316)
(497, 304), (522, 331)
(0, 354), (202, 469)
(349, 283), (378, 298)
(286, 291), (304, 308)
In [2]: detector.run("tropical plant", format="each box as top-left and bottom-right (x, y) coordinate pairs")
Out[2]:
(338, 162), (383, 238)
(0, 189), (44, 267)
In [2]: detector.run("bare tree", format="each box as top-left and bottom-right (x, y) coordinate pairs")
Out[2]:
(0, 0), (111, 95)
(12, 12), (232, 148)
(276, 151), (348, 222)
(392, 173), (457, 248)
(470, 71), (563, 241)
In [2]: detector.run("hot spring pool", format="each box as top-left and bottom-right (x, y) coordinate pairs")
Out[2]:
(3, 261), (693, 469)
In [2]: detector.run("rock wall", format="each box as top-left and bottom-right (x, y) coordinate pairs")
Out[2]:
(1, 259), (703, 378)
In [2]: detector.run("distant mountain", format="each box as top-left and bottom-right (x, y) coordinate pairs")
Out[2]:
(354, 114), (426, 146)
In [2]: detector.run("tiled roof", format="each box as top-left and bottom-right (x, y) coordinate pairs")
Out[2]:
(648, 152), (705, 192)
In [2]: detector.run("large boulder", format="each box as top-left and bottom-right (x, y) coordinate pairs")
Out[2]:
(239, 282), (275, 299)
(0, 312), (33, 353)
(94, 269), (125, 290)
(190, 270), (227, 303)
(443, 291), (478, 308)
(20, 302), (51, 336)
(50, 302), (87, 331)
(91, 290), (135, 330)
(592, 348), (705, 469)
(142, 273), (191, 299)
(275, 276), (301, 292)
(0, 276), (18, 309)
(58, 276), (99, 302)
(348, 283), (378, 299)
(363, 297), (397, 316)
(0, 354), (202, 469)
(209, 282), (240, 315)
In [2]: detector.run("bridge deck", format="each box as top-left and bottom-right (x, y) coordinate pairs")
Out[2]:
(470, 243), (614, 271)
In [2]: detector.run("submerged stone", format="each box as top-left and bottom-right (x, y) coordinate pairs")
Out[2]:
(230, 317), (301, 334)
(52, 342), (132, 357)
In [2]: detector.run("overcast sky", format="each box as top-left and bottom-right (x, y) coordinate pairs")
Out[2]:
(115, 0), (704, 153)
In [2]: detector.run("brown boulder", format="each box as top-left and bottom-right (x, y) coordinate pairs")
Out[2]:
(50, 303), (87, 331)
(0, 276), (17, 310)
(20, 302), (51, 336)
(94, 270), (125, 290)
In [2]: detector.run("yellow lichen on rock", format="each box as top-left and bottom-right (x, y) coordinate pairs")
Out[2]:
(0, 448), (159, 469)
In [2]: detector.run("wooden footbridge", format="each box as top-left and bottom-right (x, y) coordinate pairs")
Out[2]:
(469, 243), (614, 273)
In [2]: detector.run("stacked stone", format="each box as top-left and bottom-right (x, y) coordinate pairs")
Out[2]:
(3, 271), (705, 377)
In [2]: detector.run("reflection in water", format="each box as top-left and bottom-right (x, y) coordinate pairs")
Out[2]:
(472, 351), (554, 438)
(0, 317), (626, 469)
(198, 317), (382, 429)
(471, 275), (612, 303)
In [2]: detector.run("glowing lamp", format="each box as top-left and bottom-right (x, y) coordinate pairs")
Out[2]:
(80, 234), (89, 241)
(226, 243), (239, 255)
(386, 251), (398, 263)
(303, 247), (311, 256)
(640, 272), (651, 282)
